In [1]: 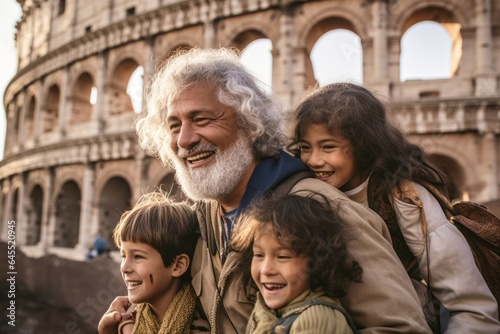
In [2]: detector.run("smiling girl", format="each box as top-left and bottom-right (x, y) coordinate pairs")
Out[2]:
(289, 82), (499, 333)
(113, 191), (209, 334)
(231, 193), (362, 334)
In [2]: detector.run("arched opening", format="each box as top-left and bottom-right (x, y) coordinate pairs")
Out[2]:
(401, 21), (453, 81)
(54, 181), (81, 247)
(109, 59), (140, 115)
(43, 84), (60, 133)
(26, 185), (43, 245)
(240, 38), (273, 92)
(429, 154), (465, 201)
(25, 95), (36, 141)
(400, 7), (461, 81)
(311, 29), (363, 86)
(127, 66), (144, 114)
(98, 177), (132, 249)
(157, 173), (188, 203)
(71, 72), (94, 124)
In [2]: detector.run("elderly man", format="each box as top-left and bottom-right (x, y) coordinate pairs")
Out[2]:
(99, 48), (431, 334)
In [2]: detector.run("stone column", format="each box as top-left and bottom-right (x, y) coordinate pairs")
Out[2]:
(94, 51), (109, 132)
(40, 167), (54, 253)
(475, 0), (496, 96)
(142, 37), (156, 108)
(33, 78), (45, 144)
(15, 174), (26, 245)
(369, 0), (390, 96)
(203, 21), (216, 49)
(477, 132), (498, 202)
(274, 5), (298, 111)
(0, 180), (12, 239)
(76, 162), (96, 256)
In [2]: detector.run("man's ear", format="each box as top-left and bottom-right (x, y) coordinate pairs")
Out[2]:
(171, 254), (190, 277)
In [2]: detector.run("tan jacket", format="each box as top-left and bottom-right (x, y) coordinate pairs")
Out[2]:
(191, 177), (431, 334)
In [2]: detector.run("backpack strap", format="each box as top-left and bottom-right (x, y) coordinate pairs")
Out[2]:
(271, 299), (358, 334)
(271, 170), (314, 197)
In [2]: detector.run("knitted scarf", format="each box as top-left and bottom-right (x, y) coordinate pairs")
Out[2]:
(131, 283), (196, 334)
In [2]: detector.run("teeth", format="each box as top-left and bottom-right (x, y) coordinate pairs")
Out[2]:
(187, 152), (213, 162)
(263, 283), (285, 290)
(128, 282), (141, 287)
(314, 171), (334, 178)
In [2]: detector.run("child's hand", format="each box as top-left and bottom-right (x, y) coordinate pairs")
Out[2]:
(98, 296), (133, 334)
(118, 304), (137, 334)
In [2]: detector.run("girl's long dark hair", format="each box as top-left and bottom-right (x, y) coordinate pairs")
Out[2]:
(289, 82), (450, 200)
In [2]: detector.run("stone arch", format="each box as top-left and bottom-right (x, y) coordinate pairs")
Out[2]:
(157, 172), (188, 203)
(54, 180), (81, 247)
(299, 5), (366, 53)
(229, 28), (269, 51)
(70, 72), (94, 124)
(424, 141), (479, 198)
(299, 13), (362, 89)
(160, 43), (193, 61)
(43, 83), (60, 133)
(155, 26), (201, 61)
(222, 13), (277, 49)
(98, 176), (132, 249)
(397, 5), (463, 78)
(393, 1), (469, 34)
(428, 154), (465, 199)
(107, 58), (140, 115)
(26, 184), (43, 245)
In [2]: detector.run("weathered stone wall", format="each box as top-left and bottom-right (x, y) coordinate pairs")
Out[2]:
(0, 241), (126, 332)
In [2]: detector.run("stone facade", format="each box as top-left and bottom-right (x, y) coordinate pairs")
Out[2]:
(1, 0), (499, 260)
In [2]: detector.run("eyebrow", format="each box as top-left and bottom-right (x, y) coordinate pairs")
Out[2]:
(166, 109), (213, 123)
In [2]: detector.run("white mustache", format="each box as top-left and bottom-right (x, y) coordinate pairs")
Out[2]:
(177, 143), (218, 159)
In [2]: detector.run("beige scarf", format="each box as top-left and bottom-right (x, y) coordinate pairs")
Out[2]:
(132, 283), (196, 334)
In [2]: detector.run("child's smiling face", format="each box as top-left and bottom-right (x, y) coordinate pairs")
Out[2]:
(251, 228), (310, 310)
(299, 124), (363, 192)
(120, 241), (177, 313)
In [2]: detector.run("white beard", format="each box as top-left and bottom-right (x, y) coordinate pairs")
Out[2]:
(170, 133), (254, 202)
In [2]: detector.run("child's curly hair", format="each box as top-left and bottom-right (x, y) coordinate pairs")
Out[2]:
(231, 191), (363, 299)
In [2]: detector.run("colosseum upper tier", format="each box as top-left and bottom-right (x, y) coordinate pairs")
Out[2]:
(1, 0), (499, 260)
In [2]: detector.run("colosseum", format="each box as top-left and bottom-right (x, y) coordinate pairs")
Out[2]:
(1, 0), (499, 261)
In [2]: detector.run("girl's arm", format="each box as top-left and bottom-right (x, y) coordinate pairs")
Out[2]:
(393, 182), (499, 333)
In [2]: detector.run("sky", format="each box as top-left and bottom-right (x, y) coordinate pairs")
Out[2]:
(0, 0), (452, 159)
(0, 0), (22, 159)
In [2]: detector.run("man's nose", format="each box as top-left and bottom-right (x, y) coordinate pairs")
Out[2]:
(177, 123), (200, 149)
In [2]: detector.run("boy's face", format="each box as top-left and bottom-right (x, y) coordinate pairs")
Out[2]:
(120, 241), (177, 310)
(251, 228), (310, 310)
(299, 124), (362, 192)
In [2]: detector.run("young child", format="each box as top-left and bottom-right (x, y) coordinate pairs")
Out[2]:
(290, 82), (499, 333)
(113, 191), (209, 334)
(231, 192), (362, 334)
